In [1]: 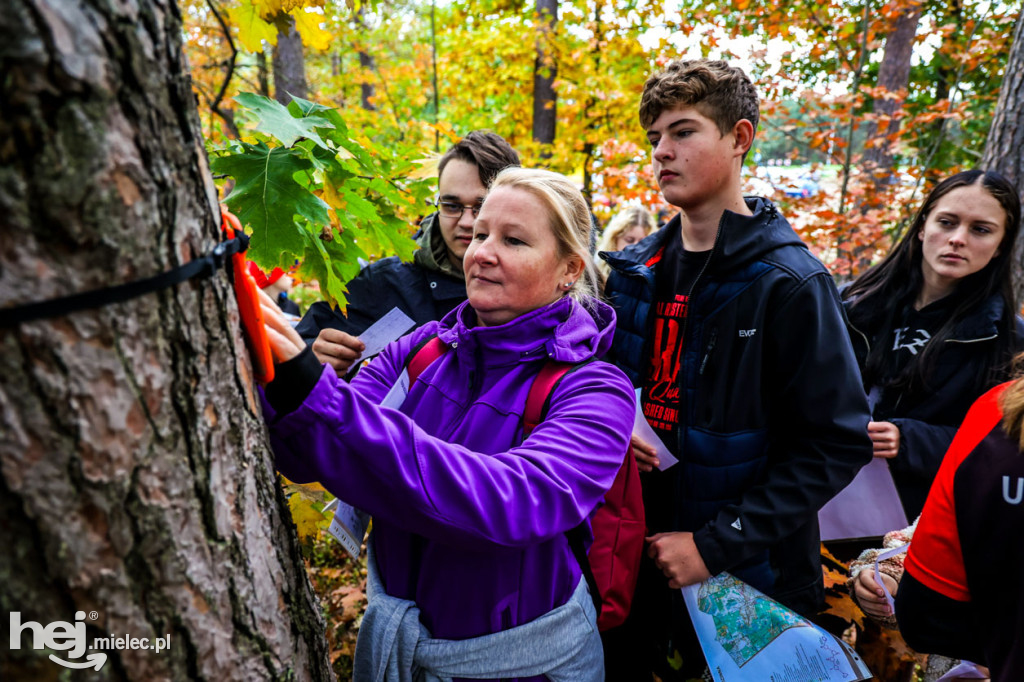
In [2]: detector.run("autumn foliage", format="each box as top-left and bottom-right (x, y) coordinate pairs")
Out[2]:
(180, 0), (1020, 676)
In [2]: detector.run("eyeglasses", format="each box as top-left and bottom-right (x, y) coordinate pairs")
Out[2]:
(436, 200), (483, 219)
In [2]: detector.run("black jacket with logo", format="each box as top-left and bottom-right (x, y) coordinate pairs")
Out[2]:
(601, 197), (873, 615)
(296, 213), (467, 351)
(844, 293), (1024, 519)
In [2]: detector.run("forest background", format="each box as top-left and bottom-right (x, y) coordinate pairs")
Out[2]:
(187, 0), (1022, 305)
(2, 0), (1022, 680)
(183, 0), (1022, 677)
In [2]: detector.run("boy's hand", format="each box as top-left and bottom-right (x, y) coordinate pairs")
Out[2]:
(646, 531), (711, 588)
(312, 328), (366, 376)
(631, 433), (660, 472)
(852, 567), (898, 618)
(868, 421), (900, 458)
(259, 288), (305, 364)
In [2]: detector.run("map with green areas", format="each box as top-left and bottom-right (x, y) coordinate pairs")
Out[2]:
(696, 573), (809, 667)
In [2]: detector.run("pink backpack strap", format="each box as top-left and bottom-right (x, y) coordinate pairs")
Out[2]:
(405, 335), (448, 384)
(523, 361), (574, 436)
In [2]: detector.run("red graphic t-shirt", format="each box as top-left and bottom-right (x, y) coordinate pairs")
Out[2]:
(640, 229), (709, 450)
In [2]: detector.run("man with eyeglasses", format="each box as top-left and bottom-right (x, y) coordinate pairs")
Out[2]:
(295, 131), (520, 376)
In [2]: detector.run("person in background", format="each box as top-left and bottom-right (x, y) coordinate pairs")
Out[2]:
(842, 169), (1023, 521)
(595, 205), (657, 282)
(295, 131), (520, 376)
(895, 375), (1024, 682)
(600, 58), (872, 680)
(248, 262), (300, 317)
(258, 168), (635, 681)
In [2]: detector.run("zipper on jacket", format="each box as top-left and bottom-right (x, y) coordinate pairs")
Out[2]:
(679, 214), (724, 429)
(699, 328), (718, 375)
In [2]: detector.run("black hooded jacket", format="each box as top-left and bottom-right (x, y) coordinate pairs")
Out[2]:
(844, 291), (1024, 519)
(601, 197), (873, 615)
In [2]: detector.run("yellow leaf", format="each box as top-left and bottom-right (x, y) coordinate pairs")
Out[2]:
(288, 493), (326, 540)
(291, 7), (332, 52)
(229, 1), (277, 52)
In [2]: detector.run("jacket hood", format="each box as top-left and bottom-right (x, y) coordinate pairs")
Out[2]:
(435, 295), (617, 365)
(413, 213), (463, 279)
(600, 196), (805, 274)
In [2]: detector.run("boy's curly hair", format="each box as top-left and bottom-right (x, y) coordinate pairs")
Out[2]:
(639, 59), (760, 137)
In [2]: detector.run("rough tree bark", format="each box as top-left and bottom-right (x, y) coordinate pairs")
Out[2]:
(532, 0), (558, 152)
(0, 1), (331, 680)
(272, 13), (308, 105)
(982, 14), (1024, 304)
(862, 0), (923, 192)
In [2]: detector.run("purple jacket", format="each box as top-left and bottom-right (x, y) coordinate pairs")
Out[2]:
(266, 296), (634, 641)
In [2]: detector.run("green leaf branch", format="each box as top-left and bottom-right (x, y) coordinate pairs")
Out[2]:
(210, 93), (434, 310)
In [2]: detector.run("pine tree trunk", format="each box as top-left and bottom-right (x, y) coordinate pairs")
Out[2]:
(982, 14), (1024, 304)
(0, 1), (331, 679)
(273, 13), (309, 105)
(532, 0), (558, 152)
(862, 0), (923, 191)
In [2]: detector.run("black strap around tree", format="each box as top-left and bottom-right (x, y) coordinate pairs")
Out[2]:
(0, 232), (249, 327)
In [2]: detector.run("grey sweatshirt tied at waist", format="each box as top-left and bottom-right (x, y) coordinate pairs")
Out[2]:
(353, 537), (604, 682)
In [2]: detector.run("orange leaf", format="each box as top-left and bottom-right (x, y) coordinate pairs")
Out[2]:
(824, 593), (866, 629)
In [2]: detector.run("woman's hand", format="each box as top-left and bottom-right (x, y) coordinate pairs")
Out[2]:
(853, 567), (898, 618)
(631, 432), (660, 472)
(868, 421), (900, 458)
(258, 287), (305, 364)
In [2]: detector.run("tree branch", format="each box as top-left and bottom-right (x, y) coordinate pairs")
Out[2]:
(205, 0), (241, 139)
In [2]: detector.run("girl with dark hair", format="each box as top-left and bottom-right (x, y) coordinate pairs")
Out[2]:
(843, 169), (1024, 520)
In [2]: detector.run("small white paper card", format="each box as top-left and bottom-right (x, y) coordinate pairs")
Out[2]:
(355, 307), (416, 364)
(633, 388), (679, 471)
(324, 498), (370, 561)
(379, 368), (410, 410)
(818, 457), (908, 541)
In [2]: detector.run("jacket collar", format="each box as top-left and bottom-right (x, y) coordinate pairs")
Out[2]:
(600, 196), (804, 276)
(944, 292), (1006, 342)
(413, 213), (463, 280)
(435, 295), (617, 366)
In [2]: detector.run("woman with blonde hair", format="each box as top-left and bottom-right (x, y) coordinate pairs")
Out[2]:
(596, 205), (657, 280)
(258, 167), (634, 681)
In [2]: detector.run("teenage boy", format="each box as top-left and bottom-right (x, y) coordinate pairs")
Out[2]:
(600, 59), (873, 679)
(296, 131), (520, 375)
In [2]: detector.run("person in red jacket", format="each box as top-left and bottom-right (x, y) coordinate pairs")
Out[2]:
(896, 378), (1024, 682)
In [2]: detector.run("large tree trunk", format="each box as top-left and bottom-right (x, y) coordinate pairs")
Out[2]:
(532, 0), (558, 152)
(0, 1), (331, 680)
(272, 13), (308, 105)
(982, 14), (1024, 304)
(862, 0), (923, 192)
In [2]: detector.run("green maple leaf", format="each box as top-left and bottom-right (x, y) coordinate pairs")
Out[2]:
(211, 141), (330, 267)
(234, 93), (333, 149)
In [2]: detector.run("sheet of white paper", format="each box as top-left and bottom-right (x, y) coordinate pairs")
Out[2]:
(818, 457), (909, 541)
(633, 388), (678, 471)
(682, 573), (873, 682)
(324, 499), (370, 561)
(355, 307), (416, 364)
